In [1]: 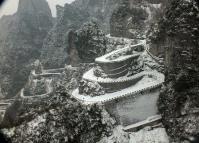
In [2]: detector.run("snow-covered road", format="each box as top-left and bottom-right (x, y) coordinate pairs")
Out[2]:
(72, 71), (164, 104)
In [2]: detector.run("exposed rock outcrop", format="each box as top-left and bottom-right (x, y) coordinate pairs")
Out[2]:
(72, 0), (121, 33)
(110, 0), (164, 39)
(73, 21), (107, 63)
(40, 4), (89, 68)
(0, 0), (53, 98)
(150, 0), (199, 141)
(79, 80), (105, 97)
(40, 0), (121, 68)
(55, 5), (64, 19)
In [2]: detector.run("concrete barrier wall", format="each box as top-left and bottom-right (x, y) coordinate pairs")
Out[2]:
(100, 76), (143, 93)
(43, 68), (65, 73)
(97, 55), (140, 78)
(20, 79), (54, 99)
(105, 88), (160, 126)
(20, 88), (53, 99)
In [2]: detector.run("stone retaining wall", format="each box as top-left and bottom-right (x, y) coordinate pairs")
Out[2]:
(99, 82), (162, 104)
(101, 76), (143, 93)
(105, 88), (160, 126)
(98, 56), (140, 78)
(95, 43), (144, 78)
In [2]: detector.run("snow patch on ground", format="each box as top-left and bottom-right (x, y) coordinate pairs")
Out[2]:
(98, 126), (169, 143)
(129, 127), (169, 143)
(105, 34), (141, 53)
(98, 126), (130, 143)
(26, 114), (46, 134)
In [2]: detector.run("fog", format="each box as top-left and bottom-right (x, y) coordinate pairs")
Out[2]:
(0, 0), (75, 17)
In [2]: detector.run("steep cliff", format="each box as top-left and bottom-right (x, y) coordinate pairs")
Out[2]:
(40, 0), (121, 68)
(73, 21), (107, 64)
(151, 0), (199, 141)
(110, 0), (164, 39)
(0, 0), (53, 97)
(40, 4), (89, 68)
(72, 0), (121, 32)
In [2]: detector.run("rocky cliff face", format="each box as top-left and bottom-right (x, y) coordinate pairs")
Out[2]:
(72, 0), (121, 33)
(0, 0), (53, 97)
(150, 0), (199, 141)
(40, 0), (121, 68)
(110, 0), (164, 39)
(68, 20), (106, 66)
(40, 3), (90, 68)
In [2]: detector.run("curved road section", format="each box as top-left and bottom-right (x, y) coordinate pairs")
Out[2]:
(20, 79), (53, 99)
(72, 41), (165, 105)
(73, 71), (164, 104)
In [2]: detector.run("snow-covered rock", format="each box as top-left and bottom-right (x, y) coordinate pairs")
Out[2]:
(98, 126), (169, 143)
(79, 80), (105, 97)
(4, 89), (115, 143)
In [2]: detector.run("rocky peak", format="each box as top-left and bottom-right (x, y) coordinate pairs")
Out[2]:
(66, 20), (108, 66)
(40, 3), (89, 68)
(0, 0), (52, 97)
(17, 0), (52, 32)
(72, 0), (121, 32)
(17, 0), (51, 17)
(40, 0), (122, 68)
(56, 5), (64, 19)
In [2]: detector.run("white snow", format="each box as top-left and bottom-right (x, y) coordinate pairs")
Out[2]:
(20, 79), (53, 99)
(83, 68), (163, 84)
(43, 68), (65, 73)
(31, 70), (62, 77)
(98, 126), (169, 143)
(142, 4), (162, 23)
(95, 42), (144, 63)
(26, 114), (47, 134)
(106, 34), (136, 43)
(184, 0), (191, 3)
(129, 127), (169, 143)
(151, 4), (162, 9)
(123, 115), (162, 131)
(71, 37), (164, 104)
(28, 114), (46, 129)
(72, 72), (164, 104)
(143, 6), (153, 21)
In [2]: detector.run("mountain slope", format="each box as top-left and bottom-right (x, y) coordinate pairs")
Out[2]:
(150, 0), (199, 141)
(40, 4), (89, 68)
(0, 0), (53, 97)
(40, 0), (121, 68)
(110, 0), (165, 39)
(72, 0), (121, 32)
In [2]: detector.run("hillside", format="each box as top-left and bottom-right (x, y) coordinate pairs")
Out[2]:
(1, 0), (199, 142)
(0, 0), (53, 98)
(149, 0), (199, 142)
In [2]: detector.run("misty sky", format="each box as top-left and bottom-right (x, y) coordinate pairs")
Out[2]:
(0, 0), (75, 18)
